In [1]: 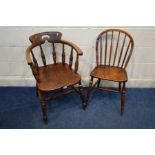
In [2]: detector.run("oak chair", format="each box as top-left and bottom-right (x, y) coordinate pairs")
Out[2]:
(87, 29), (134, 115)
(26, 32), (86, 122)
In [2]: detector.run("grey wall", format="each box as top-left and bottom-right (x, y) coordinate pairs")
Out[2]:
(0, 26), (155, 87)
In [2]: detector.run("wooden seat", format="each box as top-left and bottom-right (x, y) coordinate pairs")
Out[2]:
(26, 32), (86, 123)
(38, 63), (81, 91)
(90, 65), (127, 82)
(87, 29), (134, 115)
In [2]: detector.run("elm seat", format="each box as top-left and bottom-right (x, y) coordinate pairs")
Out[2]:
(90, 65), (128, 82)
(38, 63), (81, 91)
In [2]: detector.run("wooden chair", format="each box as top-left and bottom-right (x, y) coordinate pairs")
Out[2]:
(26, 32), (86, 122)
(87, 29), (134, 115)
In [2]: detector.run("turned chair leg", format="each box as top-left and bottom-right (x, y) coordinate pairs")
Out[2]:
(78, 81), (86, 110)
(86, 77), (94, 105)
(97, 78), (101, 88)
(38, 90), (48, 123)
(120, 82), (126, 116)
(36, 84), (38, 96)
(119, 82), (121, 92)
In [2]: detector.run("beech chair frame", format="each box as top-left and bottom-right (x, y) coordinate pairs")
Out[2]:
(87, 29), (134, 115)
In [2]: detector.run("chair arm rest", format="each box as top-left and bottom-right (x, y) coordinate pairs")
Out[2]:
(61, 40), (83, 55)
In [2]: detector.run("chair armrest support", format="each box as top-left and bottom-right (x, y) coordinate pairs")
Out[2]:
(61, 40), (83, 56)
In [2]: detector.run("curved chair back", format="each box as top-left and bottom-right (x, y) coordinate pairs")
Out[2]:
(96, 29), (134, 69)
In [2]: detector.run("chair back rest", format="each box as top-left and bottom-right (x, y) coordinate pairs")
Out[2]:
(28, 32), (80, 73)
(29, 32), (62, 44)
(96, 29), (134, 69)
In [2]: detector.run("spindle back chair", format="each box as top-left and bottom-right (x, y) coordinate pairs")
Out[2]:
(26, 32), (86, 123)
(87, 29), (134, 115)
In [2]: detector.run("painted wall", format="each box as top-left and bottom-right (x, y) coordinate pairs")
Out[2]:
(0, 26), (155, 87)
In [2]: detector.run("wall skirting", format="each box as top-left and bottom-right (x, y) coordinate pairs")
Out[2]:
(0, 76), (155, 88)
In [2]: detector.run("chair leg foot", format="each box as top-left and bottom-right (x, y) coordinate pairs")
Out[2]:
(82, 104), (87, 110)
(38, 90), (48, 123)
(82, 98), (87, 110)
(86, 77), (94, 106)
(41, 103), (48, 123)
(36, 84), (38, 96)
(41, 102), (48, 123)
(121, 93), (125, 116)
(43, 112), (48, 123)
(78, 81), (87, 110)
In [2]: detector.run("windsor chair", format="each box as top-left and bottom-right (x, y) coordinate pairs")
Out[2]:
(87, 29), (134, 115)
(26, 32), (86, 123)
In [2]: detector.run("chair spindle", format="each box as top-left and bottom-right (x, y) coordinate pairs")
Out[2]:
(121, 41), (131, 68)
(31, 50), (39, 70)
(62, 44), (65, 65)
(113, 32), (120, 66)
(117, 34), (126, 67)
(74, 54), (79, 73)
(96, 38), (99, 66)
(100, 36), (102, 65)
(124, 47), (133, 69)
(52, 42), (56, 64)
(109, 31), (113, 65)
(105, 32), (107, 65)
(39, 45), (46, 66)
(69, 47), (73, 69)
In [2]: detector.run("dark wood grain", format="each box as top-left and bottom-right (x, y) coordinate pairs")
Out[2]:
(29, 31), (62, 44)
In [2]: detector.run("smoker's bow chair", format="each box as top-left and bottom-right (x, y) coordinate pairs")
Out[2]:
(26, 32), (86, 122)
(87, 29), (134, 115)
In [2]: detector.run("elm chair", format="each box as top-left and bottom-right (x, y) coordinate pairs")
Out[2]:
(87, 29), (134, 115)
(26, 32), (86, 122)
